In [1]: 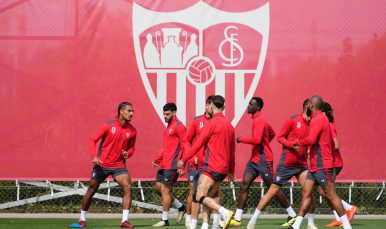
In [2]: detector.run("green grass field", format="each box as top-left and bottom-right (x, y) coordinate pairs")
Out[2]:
(0, 218), (384, 229)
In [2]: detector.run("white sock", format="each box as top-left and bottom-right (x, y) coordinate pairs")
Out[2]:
(122, 210), (129, 222)
(249, 208), (261, 225)
(186, 214), (192, 222)
(333, 210), (341, 221)
(286, 206), (297, 218)
(219, 207), (230, 218)
(213, 214), (220, 226)
(292, 216), (303, 229)
(173, 199), (183, 209)
(80, 210), (87, 221)
(342, 200), (352, 211)
(340, 214), (352, 229)
(162, 211), (169, 221)
(307, 214), (314, 226)
(234, 209), (243, 221)
(191, 219), (198, 229)
(201, 223), (209, 229)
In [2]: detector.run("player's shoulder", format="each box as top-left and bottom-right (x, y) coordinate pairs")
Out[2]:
(290, 114), (300, 120)
(129, 122), (137, 132)
(176, 119), (186, 128)
(194, 115), (204, 121)
(106, 119), (116, 125)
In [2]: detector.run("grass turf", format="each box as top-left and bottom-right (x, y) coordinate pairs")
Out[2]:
(0, 218), (384, 229)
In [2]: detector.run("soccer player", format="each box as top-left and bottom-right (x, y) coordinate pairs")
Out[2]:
(181, 95), (222, 229)
(288, 96), (353, 229)
(178, 95), (236, 229)
(152, 103), (187, 227)
(246, 99), (317, 229)
(233, 97), (297, 226)
(320, 102), (358, 227)
(77, 102), (137, 228)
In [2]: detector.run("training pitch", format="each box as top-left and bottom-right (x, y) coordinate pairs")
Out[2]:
(0, 218), (384, 229)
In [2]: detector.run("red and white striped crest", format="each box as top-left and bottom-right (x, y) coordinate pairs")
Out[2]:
(133, 1), (269, 126)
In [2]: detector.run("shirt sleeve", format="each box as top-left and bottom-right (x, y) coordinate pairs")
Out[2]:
(127, 131), (137, 157)
(153, 151), (163, 165)
(176, 124), (187, 167)
(277, 118), (294, 149)
(238, 118), (264, 145)
(183, 121), (213, 164)
(229, 128), (236, 174)
(330, 123), (338, 138)
(268, 123), (276, 143)
(295, 118), (322, 147)
(182, 120), (197, 163)
(89, 124), (107, 159)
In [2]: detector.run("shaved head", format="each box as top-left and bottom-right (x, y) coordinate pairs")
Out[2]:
(309, 95), (323, 110)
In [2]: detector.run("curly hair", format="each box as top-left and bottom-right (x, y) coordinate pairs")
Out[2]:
(321, 102), (335, 123)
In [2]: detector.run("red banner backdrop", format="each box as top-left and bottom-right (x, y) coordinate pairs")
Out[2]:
(0, 0), (385, 182)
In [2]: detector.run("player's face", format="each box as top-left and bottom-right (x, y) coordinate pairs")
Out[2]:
(247, 99), (259, 114)
(306, 101), (313, 117)
(121, 105), (134, 121)
(163, 110), (175, 123)
(205, 102), (213, 116)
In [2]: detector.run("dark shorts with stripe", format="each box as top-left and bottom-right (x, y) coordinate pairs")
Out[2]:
(306, 168), (335, 187)
(156, 169), (178, 186)
(187, 164), (197, 184)
(335, 167), (343, 176)
(91, 166), (129, 183)
(192, 169), (220, 203)
(273, 165), (308, 186)
(245, 161), (274, 179)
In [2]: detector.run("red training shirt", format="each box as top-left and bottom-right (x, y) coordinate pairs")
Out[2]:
(153, 117), (187, 170)
(238, 111), (275, 163)
(183, 112), (235, 175)
(295, 110), (335, 172)
(330, 123), (343, 168)
(182, 113), (211, 170)
(277, 114), (308, 167)
(89, 119), (137, 168)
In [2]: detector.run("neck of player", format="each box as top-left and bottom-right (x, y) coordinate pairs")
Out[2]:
(119, 116), (129, 125)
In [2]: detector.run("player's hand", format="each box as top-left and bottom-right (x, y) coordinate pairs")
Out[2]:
(177, 159), (184, 169)
(152, 161), (159, 167)
(228, 173), (236, 182)
(307, 149), (310, 157)
(92, 157), (103, 166)
(194, 157), (198, 165)
(236, 136), (242, 143)
(178, 169), (185, 177)
(292, 139), (300, 151)
(122, 150), (129, 159)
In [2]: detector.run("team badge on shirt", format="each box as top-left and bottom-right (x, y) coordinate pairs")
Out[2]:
(126, 133), (130, 137)
(169, 129), (172, 133)
(199, 122), (204, 128)
(111, 127), (116, 134)
(297, 122), (301, 129)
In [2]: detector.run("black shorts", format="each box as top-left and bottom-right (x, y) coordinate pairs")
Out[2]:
(192, 169), (220, 203)
(273, 165), (308, 186)
(245, 161), (274, 179)
(188, 164), (197, 184)
(91, 166), (129, 183)
(156, 169), (179, 186)
(335, 167), (343, 176)
(306, 168), (335, 187)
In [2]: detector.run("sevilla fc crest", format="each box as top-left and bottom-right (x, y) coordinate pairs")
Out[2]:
(133, 1), (269, 126)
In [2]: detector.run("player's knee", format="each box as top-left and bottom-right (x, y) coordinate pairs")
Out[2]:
(198, 196), (206, 204)
(240, 182), (249, 192)
(122, 184), (132, 195)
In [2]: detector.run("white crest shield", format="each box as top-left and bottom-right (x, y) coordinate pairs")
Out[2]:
(133, 1), (269, 126)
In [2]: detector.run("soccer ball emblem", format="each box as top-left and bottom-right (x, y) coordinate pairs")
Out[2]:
(186, 56), (216, 86)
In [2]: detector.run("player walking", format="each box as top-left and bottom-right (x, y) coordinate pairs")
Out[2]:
(77, 102), (137, 228)
(233, 97), (297, 226)
(287, 96), (353, 229)
(247, 99), (317, 229)
(152, 103), (187, 227)
(181, 95), (222, 229)
(320, 102), (358, 227)
(178, 95), (236, 229)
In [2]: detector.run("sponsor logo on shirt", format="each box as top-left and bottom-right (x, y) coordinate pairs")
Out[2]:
(199, 122), (204, 128)
(276, 176), (281, 181)
(169, 129), (172, 133)
(126, 133), (130, 137)
(111, 127), (116, 134)
(297, 122), (301, 129)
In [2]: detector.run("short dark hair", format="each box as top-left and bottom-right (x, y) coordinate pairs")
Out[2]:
(116, 102), (133, 118)
(252, 97), (264, 110)
(163, 103), (177, 112)
(213, 95), (225, 109)
(206, 95), (215, 104)
(303, 99), (309, 110)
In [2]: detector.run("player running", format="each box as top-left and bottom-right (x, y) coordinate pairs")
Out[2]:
(180, 95), (222, 229)
(233, 97), (297, 226)
(288, 95), (353, 229)
(152, 103), (187, 227)
(246, 99), (317, 229)
(178, 95), (236, 229)
(320, 102), (358, 227)
(76, 102), (137, 228)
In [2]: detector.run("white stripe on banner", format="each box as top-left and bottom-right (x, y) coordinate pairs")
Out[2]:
(196, 84), (206, 116)
(176, 71), (186, 124)
(215, 71), (226, 115)
(157, 72), (167, 124)
(235, 72), (244, 114)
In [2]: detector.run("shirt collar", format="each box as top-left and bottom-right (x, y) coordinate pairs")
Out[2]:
(116, 118), (128, 127)
(311, 110), (322, 118)
(213, 112), (224, 118)
(168, 117), (178, 127)
(203, 112), (211, 120)
(252, 111), (262, 119)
